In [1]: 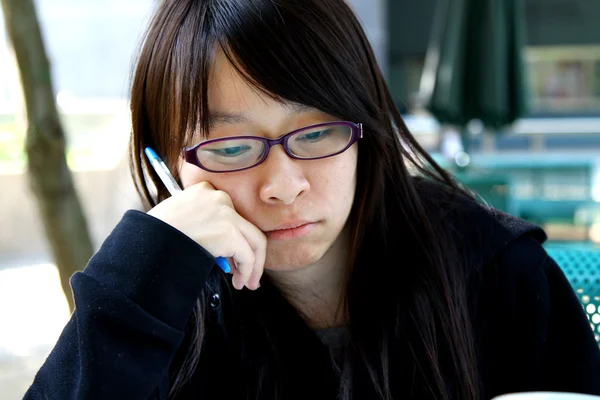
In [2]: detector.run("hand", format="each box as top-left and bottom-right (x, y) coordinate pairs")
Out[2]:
(148, 181), (266, 290)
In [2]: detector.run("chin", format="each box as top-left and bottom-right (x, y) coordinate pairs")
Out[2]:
(263, 241), (326, 271)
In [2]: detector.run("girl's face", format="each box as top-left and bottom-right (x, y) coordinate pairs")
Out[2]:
(178, 49), (358, 272)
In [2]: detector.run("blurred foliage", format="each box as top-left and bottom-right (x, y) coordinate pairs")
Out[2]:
(0, 122), (111, 172)
(0, 122), (26, 170)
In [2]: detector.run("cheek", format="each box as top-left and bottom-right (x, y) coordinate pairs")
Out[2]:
(336, 152), (359, 212)
(311, 150), (358, 206)
(331, 147), (357, 188)
(221, 180), (255, 211)
(178, 162), (210, 188)
(179, 161), (255, 210)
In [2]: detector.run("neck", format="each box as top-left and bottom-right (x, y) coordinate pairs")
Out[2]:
(266, 226), (350, 330)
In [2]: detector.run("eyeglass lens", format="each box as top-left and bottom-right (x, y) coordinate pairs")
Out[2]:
(194, 124), (353, 172)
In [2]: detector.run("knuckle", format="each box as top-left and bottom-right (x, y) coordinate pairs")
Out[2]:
(192, 181), (211, 193)
(227, 224), (239, 239)
(223, 206), (237, 218)
(213, 190), (231, 204)
(213, 206), (234, 222)
(209, 222), (234, 246)
(213, 222), (234, 240)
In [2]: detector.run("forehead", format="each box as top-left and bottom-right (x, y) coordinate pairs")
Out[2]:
(206, 48), (323, 126)
(207, 49), (244, 102)
(207, 49), (284, 114)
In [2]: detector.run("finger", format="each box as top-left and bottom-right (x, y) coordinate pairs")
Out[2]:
(235, 216), (267, 290)
(194, 180), (215, 191)
(250, 237), (266, 290)
(229, 228), (255, 290)
(244, 244), (264, 291)
(212, 189), (234, 208)
(226, 257), (235, 274)
(246, 263), (263, 290)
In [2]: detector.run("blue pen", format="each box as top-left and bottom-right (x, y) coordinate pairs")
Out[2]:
(144, 147), (231, 274)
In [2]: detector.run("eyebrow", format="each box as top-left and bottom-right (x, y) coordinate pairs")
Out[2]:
(207, 103), (320, 128)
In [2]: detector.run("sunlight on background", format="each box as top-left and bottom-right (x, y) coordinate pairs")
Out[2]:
(0, 264), (69, 356)
(0, 2), (160, 399)
(0, 264), (69, 399)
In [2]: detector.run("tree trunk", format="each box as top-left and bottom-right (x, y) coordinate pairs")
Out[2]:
(1, 0), (94, 312)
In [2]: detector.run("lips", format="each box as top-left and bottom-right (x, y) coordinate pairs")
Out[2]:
(266, 221), (313, 232)
(264, 221), (317, 240)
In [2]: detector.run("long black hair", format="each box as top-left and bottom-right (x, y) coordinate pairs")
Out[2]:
(129, 0), (479, 399)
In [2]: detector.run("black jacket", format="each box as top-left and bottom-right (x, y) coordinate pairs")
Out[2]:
(24, 200), (600, 399)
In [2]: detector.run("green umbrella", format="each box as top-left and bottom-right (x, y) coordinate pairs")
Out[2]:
(420, 0), (529, 130)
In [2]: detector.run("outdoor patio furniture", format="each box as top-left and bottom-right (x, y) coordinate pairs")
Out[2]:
(545, 245), (600, 346)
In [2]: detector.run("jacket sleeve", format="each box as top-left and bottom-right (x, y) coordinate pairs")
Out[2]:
(537, 254), (600, 393)
(23, 210), (218, 400)
(477, 235), (600, 399)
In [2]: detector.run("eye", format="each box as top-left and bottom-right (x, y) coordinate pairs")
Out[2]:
(295, 129), (332, 142)
(206, 145), (252, 157)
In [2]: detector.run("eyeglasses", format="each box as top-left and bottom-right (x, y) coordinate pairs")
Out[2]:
(183, 121), (362, 173)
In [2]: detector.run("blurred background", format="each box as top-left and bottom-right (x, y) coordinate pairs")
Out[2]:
(1, 0), (600, 398)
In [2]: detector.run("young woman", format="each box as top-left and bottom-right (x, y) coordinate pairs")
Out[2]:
(25, 0), (600, 399)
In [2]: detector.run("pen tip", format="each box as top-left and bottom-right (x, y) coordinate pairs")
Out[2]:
(144, 147), (158, 161)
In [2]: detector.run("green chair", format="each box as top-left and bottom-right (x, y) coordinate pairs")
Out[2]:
(545, 245), (600, 346)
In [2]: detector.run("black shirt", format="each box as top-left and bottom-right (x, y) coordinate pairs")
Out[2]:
(24, 204), (600, 399)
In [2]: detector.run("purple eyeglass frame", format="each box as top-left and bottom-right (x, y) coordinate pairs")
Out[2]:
(183, 121), (363, 173)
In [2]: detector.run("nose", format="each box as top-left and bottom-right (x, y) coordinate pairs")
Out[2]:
(258, 146), (310, 205)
